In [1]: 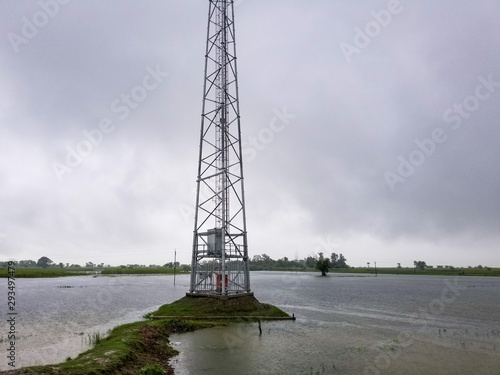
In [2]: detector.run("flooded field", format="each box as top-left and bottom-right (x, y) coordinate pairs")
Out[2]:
(173, 272), (500, 374)
(1, 272), (499, 374)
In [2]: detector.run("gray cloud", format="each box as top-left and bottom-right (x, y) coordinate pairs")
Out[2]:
(1, 0), (499, 267)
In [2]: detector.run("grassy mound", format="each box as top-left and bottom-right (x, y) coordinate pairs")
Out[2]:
(5, 319), (215, 375)
(151, 295), (290, 319)
(6, 296), (291, 374)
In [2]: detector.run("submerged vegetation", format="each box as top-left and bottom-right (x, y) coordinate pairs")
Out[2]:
(85, 332), (105, 347)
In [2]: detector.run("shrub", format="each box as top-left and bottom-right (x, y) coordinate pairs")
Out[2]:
(140, 364), (165, 375)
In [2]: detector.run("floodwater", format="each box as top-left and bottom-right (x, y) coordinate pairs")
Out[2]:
(0, 274), (187, 370)
(171, 272), (500, 374)
(1, 272), (500, 374)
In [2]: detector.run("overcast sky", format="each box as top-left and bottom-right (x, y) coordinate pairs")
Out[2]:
(1, 0), (499, 268)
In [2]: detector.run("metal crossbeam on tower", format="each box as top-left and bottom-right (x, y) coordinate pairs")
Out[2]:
(189, 0), (250, 296)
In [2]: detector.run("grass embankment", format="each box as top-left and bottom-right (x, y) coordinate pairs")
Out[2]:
(0, 267), (189, 278)
(101, 267), (189, 275)
(5, 319), (214, 375)
(4, 266), (499, 278)
(0, 268), (86, 278)
(150, 294), (290, 320)
(7, 295), (291, 375)
(328, 267), (500, 277)
(249, 266), (317, 272)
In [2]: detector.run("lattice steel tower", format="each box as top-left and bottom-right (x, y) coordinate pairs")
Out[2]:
(189, 0), (250, 296)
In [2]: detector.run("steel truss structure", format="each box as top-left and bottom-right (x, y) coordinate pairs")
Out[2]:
(189, 0), (250, 295)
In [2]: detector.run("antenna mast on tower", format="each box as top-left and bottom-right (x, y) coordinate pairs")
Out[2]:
(189, 0), (250, 296)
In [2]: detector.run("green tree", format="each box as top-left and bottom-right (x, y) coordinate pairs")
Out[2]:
(261, 253), (272, 262)
(37, 256), (53, 269)
(316, 252), (331, 276)
(331, 253), (349, 268)
(305, 256), (316, 268)
(330, 253), (338, 267)
(19, 259), (37, 267)
(414, 261), (427, 270)
(336, 253), (348, 268)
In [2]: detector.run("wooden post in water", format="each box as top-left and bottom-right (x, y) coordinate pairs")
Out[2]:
(174, 249), (177, 286)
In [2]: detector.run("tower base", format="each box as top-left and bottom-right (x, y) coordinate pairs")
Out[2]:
(185, 291), (254, 301)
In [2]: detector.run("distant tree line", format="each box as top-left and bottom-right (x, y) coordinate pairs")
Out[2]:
(0, 257), (190, 270)
(249, 252), (350, 273)
(414, 260), (427, 271)
(3, 256), (492, 274)
(0, 257), (103, 269)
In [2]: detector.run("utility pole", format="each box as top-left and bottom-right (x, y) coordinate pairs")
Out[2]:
(174, 249), (176, 286)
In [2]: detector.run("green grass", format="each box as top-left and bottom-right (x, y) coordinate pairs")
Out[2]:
(327, 267), (500, 277)
(249, 265), (315, 272)
(0, 267), (190, 278)
(5, 266), (498, 278)
(151, 295), (290, 319)
(8, 295), (291, 374)
(85, 332), (105, 347)
(10, 319), (217, 375)
(101, 267), (189, 275)
(0, 268), (86, 278)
